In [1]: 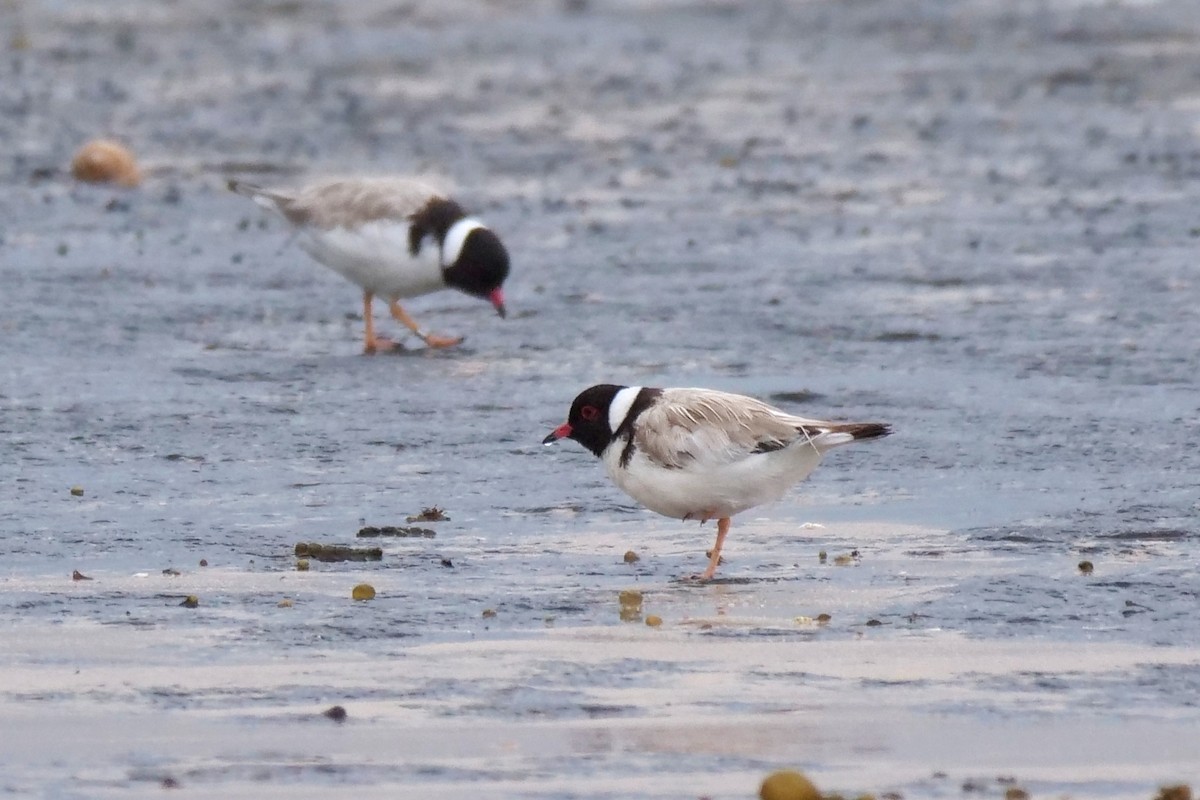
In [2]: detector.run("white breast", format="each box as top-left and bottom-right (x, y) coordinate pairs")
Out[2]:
(602, 437), (824, 520)
(298, 220), (445, 298)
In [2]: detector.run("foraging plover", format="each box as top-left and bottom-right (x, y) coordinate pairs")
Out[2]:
(229, 177), (509, 352)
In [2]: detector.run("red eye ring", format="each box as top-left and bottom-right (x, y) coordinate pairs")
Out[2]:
(580, 405), (599, 422)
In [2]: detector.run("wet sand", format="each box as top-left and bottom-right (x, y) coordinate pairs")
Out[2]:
(4, 627), (1199, 798)
(4, 520), (1198, 797)
(3, 0), (1200, 797)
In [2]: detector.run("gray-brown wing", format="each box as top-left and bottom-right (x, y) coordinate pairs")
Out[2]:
(279, 178), (443, 229)
(632, 388), (829, 470)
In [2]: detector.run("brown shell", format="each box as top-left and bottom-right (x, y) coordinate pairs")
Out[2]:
(71, 139), (142, 187)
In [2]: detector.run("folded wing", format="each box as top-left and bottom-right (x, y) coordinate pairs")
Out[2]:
(633, 388), (856, 470)
(229, 178), (442, 230)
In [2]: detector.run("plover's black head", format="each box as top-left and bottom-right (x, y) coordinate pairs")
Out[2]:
(443, 225), (510, 318)
(543, 384), (626, 458)
(409, 197), (510, 317)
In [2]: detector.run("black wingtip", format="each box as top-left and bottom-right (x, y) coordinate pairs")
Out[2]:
(227, 178), (261, 197)
(851, 423), (892, 440)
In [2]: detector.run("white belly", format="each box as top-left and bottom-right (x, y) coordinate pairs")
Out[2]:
(298, 221), (445, 299)
(603, 441), (823, 520)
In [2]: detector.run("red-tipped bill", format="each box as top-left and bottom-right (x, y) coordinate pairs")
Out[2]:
(543, 422), (572, 445)
(489, 287), (507, 318)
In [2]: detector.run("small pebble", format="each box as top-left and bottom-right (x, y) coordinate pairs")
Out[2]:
(72, 570), (92, 581)
(618, 589), (643, 605)
(623, 550), (640, 563)
(759, 769), (821, 800)
(1155, 785), (1193, 800)
(296, 559), (310, 571)
(482, 608), (498, 618)
(162, 568), (181, 576)
(180, 596), (199, 608)
(1078, 560), (1094, 574)
(645, 615), (663, 627)
(199, 559), (208, 567)
(865, 618), (883, 627)
(406, 506), (449, 522)
(1004, 788), (1030, 800)
(619, 589), (643, 622)
(322, 705), (348, 723)
(351, 583), (375, 601)
(277, 598), (294, 608)
(70, 486), (84, 497)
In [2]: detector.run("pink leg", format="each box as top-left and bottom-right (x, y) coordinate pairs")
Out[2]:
(388, 299), (463, 349)
(695, 517), (731, 581)
(361, 291), (397, 353)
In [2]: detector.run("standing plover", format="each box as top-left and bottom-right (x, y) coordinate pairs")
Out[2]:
(544, 384), (891, 580)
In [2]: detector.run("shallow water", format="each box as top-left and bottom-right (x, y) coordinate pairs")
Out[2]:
(2, 0), (1199, 797)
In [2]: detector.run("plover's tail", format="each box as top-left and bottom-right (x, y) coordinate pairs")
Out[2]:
(227, 179), (291, 212)
(833, 422), (891, 441)
(801, 421), (892, 452)
(227, 178), (264, 197)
